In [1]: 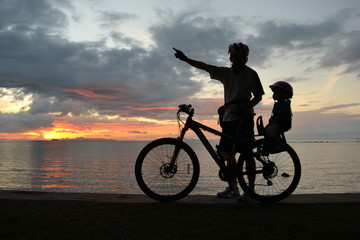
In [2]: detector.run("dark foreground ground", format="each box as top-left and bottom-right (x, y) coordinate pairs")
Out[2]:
(0, 191), (359, 240)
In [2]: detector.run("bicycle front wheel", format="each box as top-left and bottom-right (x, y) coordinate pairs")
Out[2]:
(237, 144), (301, 202)
(135, 138), (200, 202)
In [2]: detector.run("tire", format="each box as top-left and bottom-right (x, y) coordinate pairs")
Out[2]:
(135, 138), (200, 202)
(237, 144), (301, 202)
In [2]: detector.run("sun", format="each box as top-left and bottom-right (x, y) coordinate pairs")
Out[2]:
(41, 120), (85, 140)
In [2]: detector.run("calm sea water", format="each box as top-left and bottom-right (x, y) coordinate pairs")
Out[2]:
(0, 139), (359, 195)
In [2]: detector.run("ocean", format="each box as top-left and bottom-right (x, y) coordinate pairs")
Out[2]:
(0, 139), (359, 195)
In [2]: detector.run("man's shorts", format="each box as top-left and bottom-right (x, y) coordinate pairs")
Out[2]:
(219, 116), (254, 154)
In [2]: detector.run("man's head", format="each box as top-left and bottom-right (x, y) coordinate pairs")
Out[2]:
(228, 42), (249, 66)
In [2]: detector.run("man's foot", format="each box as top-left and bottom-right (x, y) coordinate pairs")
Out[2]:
(238, 193), (253, 202)
(217, 187), (240, 198)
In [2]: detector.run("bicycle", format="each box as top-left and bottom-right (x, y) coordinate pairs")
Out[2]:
(135, 104), (301, 202)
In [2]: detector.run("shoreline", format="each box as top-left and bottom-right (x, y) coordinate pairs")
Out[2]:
(1, 190), (360, 204)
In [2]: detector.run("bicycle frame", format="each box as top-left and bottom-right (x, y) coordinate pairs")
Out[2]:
(176, 114), (234, 170)
(174, 109), (271, 173)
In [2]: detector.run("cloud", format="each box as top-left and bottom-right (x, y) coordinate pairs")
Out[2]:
(0, 112), (53, 133)
(246, 9), (360, 71)
(150, 7), (360, 77)
(0, 2), (203, 119)
(319, 29), (360, 76)
(319, 103), (360, 112)
(0, 2), (359, 140)
(109, 31), (141, 46)
(128, 130), (148, 134)
(150, 11), (243, 64)
(98, 10), (137, 28)
(0, 0), (69, 31)
(274, 76), (308, 83)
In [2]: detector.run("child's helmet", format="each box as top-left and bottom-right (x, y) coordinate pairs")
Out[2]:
(270, 81), (293, 98)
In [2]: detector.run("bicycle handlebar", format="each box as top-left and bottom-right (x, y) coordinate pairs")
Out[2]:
(178, 104), (194, 116)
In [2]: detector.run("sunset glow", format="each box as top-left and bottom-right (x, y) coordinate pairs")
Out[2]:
(0, 118), (182, 141)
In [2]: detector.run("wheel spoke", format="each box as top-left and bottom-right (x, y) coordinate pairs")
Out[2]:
(237, 145), (301, 202)
(135, 138), (199, 202)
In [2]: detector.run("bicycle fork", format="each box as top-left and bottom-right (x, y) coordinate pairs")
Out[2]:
(165, 124), (189, 173)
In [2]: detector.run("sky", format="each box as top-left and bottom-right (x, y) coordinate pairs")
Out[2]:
(0, 0), (359, 141)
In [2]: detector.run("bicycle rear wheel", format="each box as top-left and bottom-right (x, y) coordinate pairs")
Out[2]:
(237, 144), (301, 202)
(135, 138), (200, 202)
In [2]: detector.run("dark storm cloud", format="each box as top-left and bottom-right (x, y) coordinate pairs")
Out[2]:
(0, 0), (68, 30)
(151, 8), (360, 76)
(0, 1), (202, 119)
(247, 19), (341, 67)
(150, 10), (243, 63)
(28, 94), (94, 117)
(319, 30), (360, 75)
(247, 8), (360, 75)
(0, 112), (53, 133)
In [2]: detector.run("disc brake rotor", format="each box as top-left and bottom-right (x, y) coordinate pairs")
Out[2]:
(263, 162), (278, 180)
(160, 163), (177, 178)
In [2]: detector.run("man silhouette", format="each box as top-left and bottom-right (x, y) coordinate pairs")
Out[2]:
(174, 43), (264, 199)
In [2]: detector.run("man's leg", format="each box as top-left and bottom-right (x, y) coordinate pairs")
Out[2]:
(217, 121), (240, 198)
(217, 153), (240, 198)
(238, 116), (256, 202)
(245, 155), (255, 190)
(227, 154), (238, 190)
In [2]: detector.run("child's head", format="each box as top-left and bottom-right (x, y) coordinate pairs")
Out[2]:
(269, 81), (293, 100)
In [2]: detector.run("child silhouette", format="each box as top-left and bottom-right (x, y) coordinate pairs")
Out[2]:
(265, 81), (293, 153)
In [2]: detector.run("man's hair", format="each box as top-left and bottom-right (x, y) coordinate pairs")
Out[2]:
(228, 42), (249, 58)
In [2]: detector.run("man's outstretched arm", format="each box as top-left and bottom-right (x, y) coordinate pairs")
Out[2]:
(173, 47), (213, 72)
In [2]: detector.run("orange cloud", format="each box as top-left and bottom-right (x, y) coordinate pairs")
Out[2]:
(125, 106), (178, 111)
(65, 87), (127, 99)
(0, 132), (42, 140)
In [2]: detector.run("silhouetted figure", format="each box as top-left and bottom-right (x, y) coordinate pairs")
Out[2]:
(265, 81), (293, 152)
(174, 43), (264, 199)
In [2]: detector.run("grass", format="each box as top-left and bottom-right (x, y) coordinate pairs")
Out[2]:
(0, 199), (359, 240)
